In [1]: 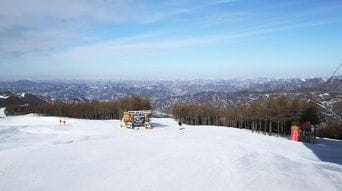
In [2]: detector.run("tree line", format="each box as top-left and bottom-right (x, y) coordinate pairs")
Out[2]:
(5, 96), (152, 120)
(317, 120), (342, 140)
(172, 97), (321, 136)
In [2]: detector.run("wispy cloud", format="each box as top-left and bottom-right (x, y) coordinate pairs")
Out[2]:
(43, 16), (339, 63)
(51, 34), (216, 61)
(1, 0), (341, 80)
(0, 0), (129, 56)
(214, 0), (237, 4)
(0, 0), (341, 59)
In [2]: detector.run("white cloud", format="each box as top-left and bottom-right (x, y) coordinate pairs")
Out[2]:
(0, 0), (189, 56)
(0, 0), (129, 56)
(0, 0), (212, 56)
(0, 0), (341, 59)
(0, 0), (125, 25)
(51, 34), (217, 62)
(214, 0), (236, 4)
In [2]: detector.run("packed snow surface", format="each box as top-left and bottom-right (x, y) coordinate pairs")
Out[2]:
(0, 115), (341, 191)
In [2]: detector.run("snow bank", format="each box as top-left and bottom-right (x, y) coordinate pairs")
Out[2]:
(0, 115), (341, 191)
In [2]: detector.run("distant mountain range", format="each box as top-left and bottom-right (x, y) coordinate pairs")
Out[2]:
(0, 77), (341, 117)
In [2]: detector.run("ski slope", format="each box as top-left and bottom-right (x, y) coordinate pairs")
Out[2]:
(0, 115), (341, 191)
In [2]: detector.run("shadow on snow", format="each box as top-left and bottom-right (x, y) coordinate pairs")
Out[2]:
(150, 122), (170, 128)
(302, 138), (342, 165)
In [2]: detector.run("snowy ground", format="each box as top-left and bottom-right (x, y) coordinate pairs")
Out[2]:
(0, 114), (341, 191)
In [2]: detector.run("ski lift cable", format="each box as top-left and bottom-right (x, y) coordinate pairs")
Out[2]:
(322, 62), (342, 89)
(314, 61), (342, 121)
(330, 62), (342, 77)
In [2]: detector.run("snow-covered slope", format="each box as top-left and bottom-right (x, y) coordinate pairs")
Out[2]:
(0, 115), (341, 191)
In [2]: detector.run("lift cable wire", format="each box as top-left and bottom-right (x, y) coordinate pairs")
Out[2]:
(322, 62), (342, 89)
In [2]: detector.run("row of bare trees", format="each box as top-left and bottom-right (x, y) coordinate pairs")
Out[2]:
(172, 104), (221, 126)
(173, 97), (320, 136)
(5, 96), (152, 120)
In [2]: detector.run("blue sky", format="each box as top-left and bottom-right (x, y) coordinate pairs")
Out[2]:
(0, 0), (341, 80)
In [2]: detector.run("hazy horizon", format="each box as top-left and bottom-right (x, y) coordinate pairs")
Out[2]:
(1, 75), (340, 83)
(0, 69), (339, 82)
(1, 0), (341, 80)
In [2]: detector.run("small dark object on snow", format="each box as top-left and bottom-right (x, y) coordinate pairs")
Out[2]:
(178, 121), (185, 130)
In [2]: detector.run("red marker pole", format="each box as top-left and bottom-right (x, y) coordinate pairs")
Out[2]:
(290, 126), (299, 141)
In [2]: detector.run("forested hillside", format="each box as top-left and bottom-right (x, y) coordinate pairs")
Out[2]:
(5, 96), (151, 120)
(172, 97), (321, 136)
